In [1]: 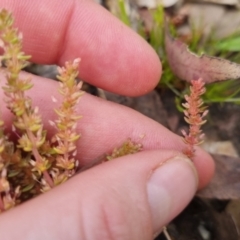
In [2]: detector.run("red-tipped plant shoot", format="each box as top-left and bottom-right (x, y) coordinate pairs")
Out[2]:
(182, 78), (208, 159)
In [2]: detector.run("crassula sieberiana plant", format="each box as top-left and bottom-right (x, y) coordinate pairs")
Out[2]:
(0, 9), (83, 212)
(182, 78), (208, 159)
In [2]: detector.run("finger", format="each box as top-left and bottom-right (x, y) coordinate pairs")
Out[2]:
(0, 150), (197, 239)
(1, 0), (161, 96)
(0, 72), (214, 189)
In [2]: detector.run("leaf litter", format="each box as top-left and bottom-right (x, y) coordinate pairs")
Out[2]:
(165, 19), (240, 83)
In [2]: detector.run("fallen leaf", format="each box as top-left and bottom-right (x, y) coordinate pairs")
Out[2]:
(214, 9), (240, 39)
(197, 154), (240, 199)
(201, 140), (239, 158)
(165, 22), (240, 83)
(187, 3), (225, 40)
(202, 0), (239, 7)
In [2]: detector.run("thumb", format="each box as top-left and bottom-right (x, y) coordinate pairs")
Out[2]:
(0, 150), (198, 240)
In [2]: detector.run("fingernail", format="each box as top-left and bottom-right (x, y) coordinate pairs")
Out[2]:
(147, 156), (198, 235)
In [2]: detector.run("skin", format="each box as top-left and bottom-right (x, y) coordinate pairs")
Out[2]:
(0, 0), (215, 239)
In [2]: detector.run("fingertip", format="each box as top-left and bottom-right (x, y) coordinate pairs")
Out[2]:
(5, 0), (162, 96)
(194, 148), (215, 189)
(147, 155), (198, 233)
(60, 1), (162, 96)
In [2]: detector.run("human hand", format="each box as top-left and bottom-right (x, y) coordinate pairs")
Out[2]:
(0, 0), (214, 239)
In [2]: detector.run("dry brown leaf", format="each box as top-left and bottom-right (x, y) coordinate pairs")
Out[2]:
(197, 154), (240, 199)
(215, 9), (240, 39)
(201, 0), (239, 6)
(165, 22), (240, 83)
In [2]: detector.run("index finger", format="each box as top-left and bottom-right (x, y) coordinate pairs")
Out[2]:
(1, 0), (162, 96)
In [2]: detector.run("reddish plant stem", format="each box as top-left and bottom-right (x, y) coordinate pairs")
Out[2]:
(24, 115), (54, 188)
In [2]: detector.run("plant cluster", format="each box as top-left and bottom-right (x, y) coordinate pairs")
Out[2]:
(0, 7), (208, 217)
(0, 9), (83, 212)
(0, 9), (144, 214)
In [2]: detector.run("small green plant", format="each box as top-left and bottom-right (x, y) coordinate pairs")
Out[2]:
(0, 9), (83, 212)
(118, 0), (130, 26)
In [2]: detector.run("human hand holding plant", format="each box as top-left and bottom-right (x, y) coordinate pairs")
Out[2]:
(0, 0), (214, 239)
